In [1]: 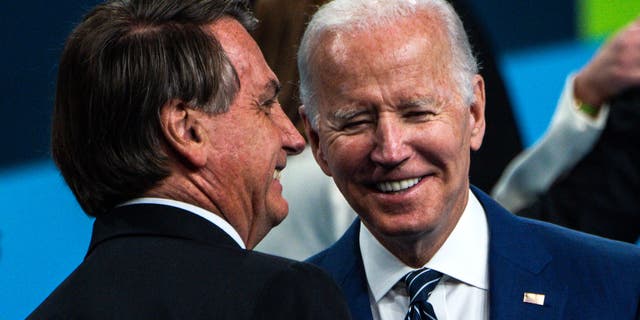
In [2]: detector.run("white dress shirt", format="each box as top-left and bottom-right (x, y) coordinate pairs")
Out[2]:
(360, 190), (489, 320)
(119, 197), (246, 249)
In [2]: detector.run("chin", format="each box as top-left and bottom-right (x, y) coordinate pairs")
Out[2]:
(270, 213), (287, 227)
(266, 200), (289, 227)
(365, 211), (438, 238)
(380, 224), (432, 238)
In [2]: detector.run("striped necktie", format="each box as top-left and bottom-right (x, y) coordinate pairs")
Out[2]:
(403, 268), (443, 320)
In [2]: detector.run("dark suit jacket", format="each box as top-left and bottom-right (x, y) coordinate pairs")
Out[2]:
(28, 204), (351, 319)
(308, 186), (640, 319)
(519, 90), (640, 243)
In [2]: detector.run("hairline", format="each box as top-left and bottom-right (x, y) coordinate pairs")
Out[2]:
(298, 0), (478, 131)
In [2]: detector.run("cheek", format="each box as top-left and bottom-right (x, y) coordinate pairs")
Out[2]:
(413, 121), (468, 163)
(324, 135), (372, 174)
(249, 118), (281, 149)
(232, 125), (277, 174)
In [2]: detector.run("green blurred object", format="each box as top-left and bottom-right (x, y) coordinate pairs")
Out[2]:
(578, 0), (640, 40)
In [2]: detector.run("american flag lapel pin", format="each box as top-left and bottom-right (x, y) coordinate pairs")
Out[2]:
(523, 292), (545, 306)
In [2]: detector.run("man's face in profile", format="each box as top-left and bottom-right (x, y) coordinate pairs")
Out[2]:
(198, 18), (304, 248)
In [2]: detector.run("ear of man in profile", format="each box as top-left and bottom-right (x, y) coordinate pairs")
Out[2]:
(28, 0), (350, 319)
(296, 0), (640, 319)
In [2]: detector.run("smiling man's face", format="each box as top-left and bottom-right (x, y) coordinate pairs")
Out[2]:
(305, 14), (485, 250)
(201, 18), (304, 248)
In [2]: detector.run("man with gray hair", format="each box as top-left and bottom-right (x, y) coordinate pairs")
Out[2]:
(297, 0), (640, 319)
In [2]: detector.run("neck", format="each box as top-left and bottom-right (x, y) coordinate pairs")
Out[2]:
(145, 174), (219, 214)
(146, 170), (266, 249)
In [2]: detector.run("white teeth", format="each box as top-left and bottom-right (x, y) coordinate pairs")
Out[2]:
(273, 170), (281, 180)
(376, 177), (421, 193)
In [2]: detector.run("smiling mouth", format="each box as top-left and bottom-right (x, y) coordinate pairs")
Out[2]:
(375, 177), (423, 193)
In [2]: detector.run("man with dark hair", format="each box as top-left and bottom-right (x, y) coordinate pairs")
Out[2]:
(297, 0), (640, 319)
(28, 0), (351, 319)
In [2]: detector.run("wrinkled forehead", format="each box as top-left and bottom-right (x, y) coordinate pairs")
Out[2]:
(311, 14), (451, 80)
(309, 17), (453, 101)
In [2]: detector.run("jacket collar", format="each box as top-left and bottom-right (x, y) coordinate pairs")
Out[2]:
(472, 186), (564, 320)
(87, 203), (241, 257)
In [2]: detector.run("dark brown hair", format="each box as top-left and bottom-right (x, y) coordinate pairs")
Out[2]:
(52, 0), (255, 216)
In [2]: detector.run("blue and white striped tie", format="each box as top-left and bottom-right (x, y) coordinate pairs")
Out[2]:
(403, 268), (443, 320)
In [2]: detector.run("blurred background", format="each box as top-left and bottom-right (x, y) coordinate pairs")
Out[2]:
(1, 0), (639, 318)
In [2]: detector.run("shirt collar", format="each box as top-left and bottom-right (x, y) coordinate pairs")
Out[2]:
(119, 197), (246, 249)
(360, 189), (489, 302)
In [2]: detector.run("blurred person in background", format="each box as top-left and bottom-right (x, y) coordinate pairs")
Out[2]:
(494, 17), (640, 243)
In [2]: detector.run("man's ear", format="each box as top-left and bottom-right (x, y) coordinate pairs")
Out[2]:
(160, 100), (208, 168)
(469, 75), (486, 151)
(299, 105), (332, 177)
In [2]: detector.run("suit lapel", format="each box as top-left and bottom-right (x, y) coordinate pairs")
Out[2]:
(88, 203), (241, 257)
(488, 253), (567, 320)
(472, 186), (567, 320)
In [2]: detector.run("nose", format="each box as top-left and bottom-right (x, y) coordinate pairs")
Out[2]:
(275, 106), (305, 155)
(370, 116), (411, 168)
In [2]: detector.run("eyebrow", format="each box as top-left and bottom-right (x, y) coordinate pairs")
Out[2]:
(398, 97), (435, 108)
(331, 106), (371, 122)
(331, 96), (436, 118)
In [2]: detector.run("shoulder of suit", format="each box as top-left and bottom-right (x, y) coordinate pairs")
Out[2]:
(242, 249), (331, 276)
(240, 250), (344, 300)
(517, 215), (640, 263)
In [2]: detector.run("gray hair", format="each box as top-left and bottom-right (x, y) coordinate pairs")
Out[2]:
(298, 0), (479, 129)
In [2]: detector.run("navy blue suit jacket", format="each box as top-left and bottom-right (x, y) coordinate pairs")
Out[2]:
(308, 186), (640, 319)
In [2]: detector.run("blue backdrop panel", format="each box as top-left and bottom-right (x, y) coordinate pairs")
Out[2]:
(499, 40), (602, 146)
(0, 161), (92, 319)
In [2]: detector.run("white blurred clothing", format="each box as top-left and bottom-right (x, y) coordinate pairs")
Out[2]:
(492, 74), (609, 211)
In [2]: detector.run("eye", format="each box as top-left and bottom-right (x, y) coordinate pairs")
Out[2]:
(340, 115), (374, 132)
(260, 99), (278, 115)
(342, 119), (371, 130)
(331, 108), (374, 133)
(403, 110), (434, 121)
